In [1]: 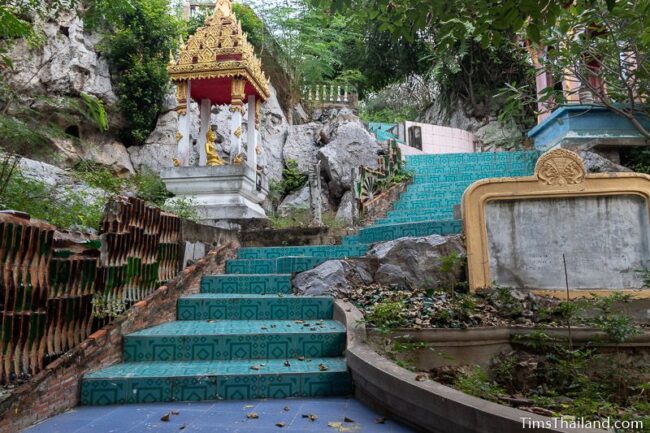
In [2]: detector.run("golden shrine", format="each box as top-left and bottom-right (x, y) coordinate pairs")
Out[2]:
(161, 0), (270, 222)
(168, 0), (270, 167)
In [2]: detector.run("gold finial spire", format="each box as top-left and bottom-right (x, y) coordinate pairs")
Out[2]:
(214, 0), (232, 18)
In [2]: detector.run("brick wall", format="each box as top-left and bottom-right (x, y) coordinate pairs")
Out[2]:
(0, 242), (238, 433)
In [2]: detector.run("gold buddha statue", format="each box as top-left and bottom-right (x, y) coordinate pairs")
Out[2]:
(205, 128), (225, 166)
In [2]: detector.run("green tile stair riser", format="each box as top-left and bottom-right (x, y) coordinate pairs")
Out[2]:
(358, 220), (463, 243)
(80, 359), (351, 405)
(387, 207), (457, 218)
(237, 245), (368, 260)
(375, 215), (456, 225)
(202, 275), (292, 295)
(200, 275), (292, 294)
(122, 320), (346, 362)
(177, 295), (333, 321)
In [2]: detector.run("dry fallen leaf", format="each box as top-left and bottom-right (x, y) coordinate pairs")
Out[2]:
(283, 406), (290, 412)
(160, 413), (170, 422)
(415, 374), (428, 382)
(276, 422), (286, 428)
(344, 416), (354, 423)
(376, 417), (386, 424)
(247, 412), (259, 419)
(171, 410), (180, 415)
(319, 363), (329, 371)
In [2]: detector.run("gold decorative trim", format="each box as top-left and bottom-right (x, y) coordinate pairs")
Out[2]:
(167, 0), (270, 101)
(233, 127), (242, 138)
(535, 148), (585, 186)
(462, 149), (650, 294)
(175, 131), (183, 142)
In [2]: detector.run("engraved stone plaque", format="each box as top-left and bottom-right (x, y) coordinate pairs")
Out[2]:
(485, 195), (650, 290)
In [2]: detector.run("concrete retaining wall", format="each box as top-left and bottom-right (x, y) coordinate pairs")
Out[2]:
(334, 300), (605, 433)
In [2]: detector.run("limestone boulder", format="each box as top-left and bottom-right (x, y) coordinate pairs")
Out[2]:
(317, 121), (382, 198)
(7, 12), (115, 103)
(293, 259), (374, 297)
(282, 123), (321, 173)
(260, 85), (289, 182)
(84, 140), (134, 175)
(578, 150), (632, 173)
(276, 184), (330, 217)
(127, 143), (177, 173)
(475, 120), (523, 150)
(367, 234), (465, 289)
(335, 190), (355, 226)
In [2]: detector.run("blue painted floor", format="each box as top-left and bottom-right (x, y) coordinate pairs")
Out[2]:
(23, 397), (416, 433)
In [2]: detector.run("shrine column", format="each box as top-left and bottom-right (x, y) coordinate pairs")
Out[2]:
(230, 79), (245, 164)
(198, 98), (211, 166)
(247, 95), (257, 169)
(176, 80), (191, 165)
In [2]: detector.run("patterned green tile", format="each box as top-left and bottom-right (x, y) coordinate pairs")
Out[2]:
(177, 294), (333, 321)
(358, 220), (462, 243)
(226, 259), (277, 274)
(200, 274), (292, 294)
(123, 320), (346, 362)
(237, 245), (367, 260)
(81, 358), (351, 405)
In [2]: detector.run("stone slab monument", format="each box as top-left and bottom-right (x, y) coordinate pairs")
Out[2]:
(161, 0), (269, 223)
(463, 148), (650, 297)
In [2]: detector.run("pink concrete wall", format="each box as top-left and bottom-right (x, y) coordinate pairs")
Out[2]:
(403, 121), (475, 154)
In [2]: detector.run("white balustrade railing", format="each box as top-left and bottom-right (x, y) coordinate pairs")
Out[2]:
(302, 83), (357, 104)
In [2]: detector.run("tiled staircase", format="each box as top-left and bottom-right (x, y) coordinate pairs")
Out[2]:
(80, 151), (538, 406)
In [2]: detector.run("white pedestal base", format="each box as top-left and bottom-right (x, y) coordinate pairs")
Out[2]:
(161, 165), (268, 223)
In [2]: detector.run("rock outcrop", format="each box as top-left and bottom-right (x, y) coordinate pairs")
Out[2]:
(8, 12), (116, 103)
(578, 150), (632, 173)
(293, 234), (466, 296)
(318, 121), (382, 199)
(293, 259), (374, 297)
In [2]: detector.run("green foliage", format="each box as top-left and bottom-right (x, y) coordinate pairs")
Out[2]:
(161, 197), (200, 222)
(72, 162), (170, 207)
(364, 300), (406, 332)
(358, 106), (418, 124)
(621, 148), (650, 174)
(130, 168), (170, 206)
(98, 0), (180, 145)
(586, 293), (640, 343)
(0, 164), (107, 231)
(269, 208), (311, 229)
(272, 159), (308, 200)
(453, 366), (506, 402)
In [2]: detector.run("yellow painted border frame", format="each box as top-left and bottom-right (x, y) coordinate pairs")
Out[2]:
(462, 151), (650, 298)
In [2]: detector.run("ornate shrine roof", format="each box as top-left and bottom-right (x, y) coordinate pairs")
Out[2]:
(168, 0), (270, 104)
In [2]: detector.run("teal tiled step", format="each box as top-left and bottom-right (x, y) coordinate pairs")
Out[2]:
(398, 181), (479, 195)
(201, 274), (292, 294)
(404, 151), (540, 165)
(177, 294), (333, 321)
(123, 320), (346, 362)
(375, 214), (455, 225)
(237, 244), (367, 260)
(80, 358), (352, 405)
(407, 162), (537, 175)
(226, 257), (329, 274)
(392, 198), (460, 211)
(387, 207), (456, 219)
(407, 170), (533, 183)
(358, 220), (462, 243)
